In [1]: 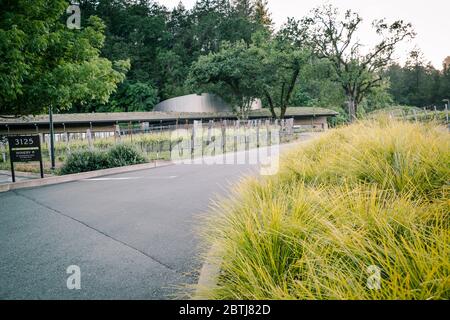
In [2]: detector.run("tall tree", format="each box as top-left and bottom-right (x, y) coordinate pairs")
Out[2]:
(187, 41), (261, 119)
(109, 81), (159, 112)
(232, 0), (254, 18)
(253, 0), (272, 28)
(385, 55), (448, 108)
(0, 0), (129, 116)
(404, 50), (441, 107)
(292, 54), (346, 113)
(190, 0), (232, 54)
(303, 5), (415, 121)
(253, 31), (310, 119)
(439, 68), (450, 103)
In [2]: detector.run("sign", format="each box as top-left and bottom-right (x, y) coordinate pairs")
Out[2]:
(11, 148), (41, 162)
(8, 135), (44, 182)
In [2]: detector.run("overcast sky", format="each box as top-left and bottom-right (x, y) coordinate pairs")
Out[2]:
(160, 0), (450, 69)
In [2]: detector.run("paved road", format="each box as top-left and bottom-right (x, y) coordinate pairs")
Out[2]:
(0, 137), (316, 300)
(0, 160), (259, 299)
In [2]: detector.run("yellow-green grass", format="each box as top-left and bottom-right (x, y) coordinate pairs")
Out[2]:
(368, 106), (448, 124)
(200, 119), (449, 300)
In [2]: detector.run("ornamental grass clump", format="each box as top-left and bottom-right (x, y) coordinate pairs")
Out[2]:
(200, 119), (449, 300)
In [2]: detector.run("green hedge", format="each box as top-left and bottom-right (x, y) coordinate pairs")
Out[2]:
(60, 144), (147, 175)
(107, 143), (147, 168)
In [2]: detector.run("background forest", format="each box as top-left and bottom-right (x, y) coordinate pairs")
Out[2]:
(1, 0), (449, 121)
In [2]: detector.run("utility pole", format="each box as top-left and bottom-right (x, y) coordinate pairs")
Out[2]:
(49, 105), (56, 170)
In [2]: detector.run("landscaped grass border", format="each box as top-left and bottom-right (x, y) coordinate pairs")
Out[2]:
(198, 119), (449, 300)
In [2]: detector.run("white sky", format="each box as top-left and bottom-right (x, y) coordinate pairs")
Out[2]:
(160, 0), (450, 69)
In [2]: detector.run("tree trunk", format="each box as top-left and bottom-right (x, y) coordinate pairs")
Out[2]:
(264, 91), (277, 119)
(280, 105), (287, 119)
(347, 96), (357, 122)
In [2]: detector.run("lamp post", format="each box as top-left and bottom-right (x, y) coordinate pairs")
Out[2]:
(49, 106), (56, 170)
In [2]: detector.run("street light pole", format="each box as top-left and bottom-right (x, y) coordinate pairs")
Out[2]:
(49, 105), (56, 170)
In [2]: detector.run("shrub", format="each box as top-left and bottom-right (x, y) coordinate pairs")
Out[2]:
(60, 144), (147, 175)
(60, 149), (110, 175)
(199, 119), (450, 300)
(106, 143), (147, 167)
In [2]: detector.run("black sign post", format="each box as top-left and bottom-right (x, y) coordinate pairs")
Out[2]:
(8, 135), (44, 182)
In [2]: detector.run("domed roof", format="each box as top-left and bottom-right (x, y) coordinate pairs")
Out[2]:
(154, 93), (231, 113)
(154, 93), (263, 113)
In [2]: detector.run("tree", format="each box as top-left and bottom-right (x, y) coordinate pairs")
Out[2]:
(253, 0), (272, 28)
(155, 49), (188, 100)
(187, 41), (261, 119)
(439, 68), (450, 103)
(233, 0), (254, 18)
(190, 0), (232, 54)
(80, 0), (169, 81)
(385, 49), (443, 108)
(404, 49), (441, 107)
(292, 57), (346, 112)
(384, 63), (409, 105)
(303, 5), (415, 121)
(254, 31), (310, 119)
(0, 0), (129, 116)
(109, 81), (159, 112)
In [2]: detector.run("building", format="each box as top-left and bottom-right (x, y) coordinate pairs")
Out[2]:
(154, 93), (262, 113)
(0, 107), (338, 137)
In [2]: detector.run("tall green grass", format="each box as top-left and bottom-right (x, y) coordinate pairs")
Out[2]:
(199, 119), (449, 300)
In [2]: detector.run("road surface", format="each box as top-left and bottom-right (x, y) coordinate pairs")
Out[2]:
(0, 138), (315, 300)
(0, 160), (260, 299)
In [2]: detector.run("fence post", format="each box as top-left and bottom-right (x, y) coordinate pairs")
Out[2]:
(244, 123), (250, 151)
(234, 121), (238, 154)
(114, 124), (120, 144)
(159, 120), (163, 159)
(222, 120), (226, 155)
(87, 128), (93, 150)
(256, 120), (260, 148)
(128, 121), (133, 143)
(169, 137), (172, 157)
(445, 103), (449, 125)
(191, 122), (195, 160)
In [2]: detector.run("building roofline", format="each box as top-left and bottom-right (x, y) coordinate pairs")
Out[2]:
(0, 107), (338, 126)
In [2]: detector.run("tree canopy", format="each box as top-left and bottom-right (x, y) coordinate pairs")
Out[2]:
(187, 40), (262, 119)
(0, 0), (129, 116)
(301, 5), (415, 121)
(1, 0), (447, 121)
